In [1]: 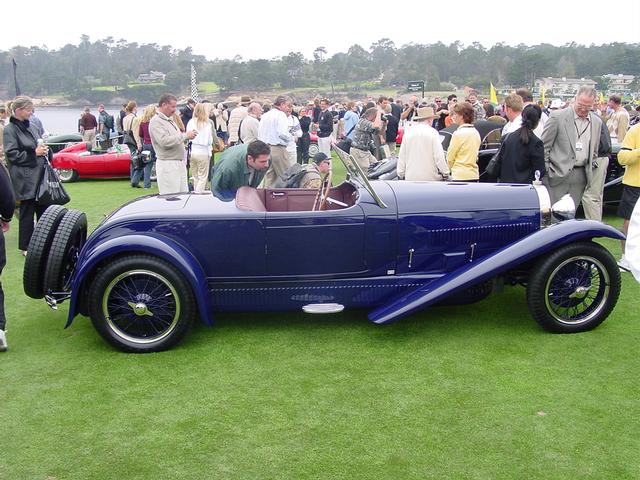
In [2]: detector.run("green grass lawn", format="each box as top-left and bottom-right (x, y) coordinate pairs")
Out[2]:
(199, 81), (220, 94)
(1, 175), (639, 479)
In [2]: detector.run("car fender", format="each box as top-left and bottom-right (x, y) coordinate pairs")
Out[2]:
(52, 153), (78, 170)
(65, 233), (213, 328)
(369, 220), (625, 325)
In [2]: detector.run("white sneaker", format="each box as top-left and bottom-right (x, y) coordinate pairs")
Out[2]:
(618, 255), (631, 272)
(0, 329), (7, 352)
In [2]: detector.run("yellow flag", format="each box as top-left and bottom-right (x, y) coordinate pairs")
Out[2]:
(541, 86), (546, 105)
(599, 91), (605, 103)
(490, 82), (498, 105)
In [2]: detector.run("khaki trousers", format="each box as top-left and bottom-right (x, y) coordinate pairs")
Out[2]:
(190, 153), (211, 193)
(351, 148), (376, 172)
(82, 128), (96, 147)
(264, 145), (293, 188)
(156, 160), (188, 195)
(582, 156), (609, 221)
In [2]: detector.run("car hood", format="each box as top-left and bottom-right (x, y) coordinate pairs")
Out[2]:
(386, 181), (540, 214)
(98, 193), (191, 227)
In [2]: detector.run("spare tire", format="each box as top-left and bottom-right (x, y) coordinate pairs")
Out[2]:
(23, 205), (68, 299)
(43, 209), (88, 294)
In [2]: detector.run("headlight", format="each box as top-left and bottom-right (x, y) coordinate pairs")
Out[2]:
(532, 182), (552, 227)
(551, 194), (576, 221)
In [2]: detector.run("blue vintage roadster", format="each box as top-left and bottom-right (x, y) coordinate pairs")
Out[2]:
(24, 147), (624, 352)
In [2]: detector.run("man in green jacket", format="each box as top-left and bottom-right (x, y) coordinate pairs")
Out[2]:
(211, 140), (271, 199)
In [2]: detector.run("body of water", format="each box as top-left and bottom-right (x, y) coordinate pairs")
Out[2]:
(36, 106), (123, 136)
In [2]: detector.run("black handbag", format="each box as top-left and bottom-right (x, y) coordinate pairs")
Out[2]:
(484, 133), (508, 178)
(335, 123), (357, 153)
(37, 160), (71, 206)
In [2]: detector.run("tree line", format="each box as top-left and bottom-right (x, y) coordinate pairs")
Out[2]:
(1, 36), (639, 102)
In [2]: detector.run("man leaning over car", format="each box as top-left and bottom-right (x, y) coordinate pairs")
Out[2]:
(211, 140), (271, 200)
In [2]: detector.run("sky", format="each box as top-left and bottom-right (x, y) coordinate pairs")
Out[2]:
(3, 0), (639, 60)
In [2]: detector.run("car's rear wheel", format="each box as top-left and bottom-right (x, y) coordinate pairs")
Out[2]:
(308, 142), (319, 157)
(527, 242), (620, 333)
(43, 210), (87, 293)
(88, 255), (195, 353)
(55, 168), (78, 183)
(23, 205), (68, 298)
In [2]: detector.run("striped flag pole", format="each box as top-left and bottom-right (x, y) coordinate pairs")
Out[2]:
(190, 64), (200, 102)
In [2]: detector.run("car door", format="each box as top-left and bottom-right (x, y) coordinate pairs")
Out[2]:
(265, 201), (367, 277)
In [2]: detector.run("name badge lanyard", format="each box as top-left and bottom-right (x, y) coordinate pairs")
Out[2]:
(574, 119), (590, 151)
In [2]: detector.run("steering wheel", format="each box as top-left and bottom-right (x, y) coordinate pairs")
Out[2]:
(312, 170), (333, 211)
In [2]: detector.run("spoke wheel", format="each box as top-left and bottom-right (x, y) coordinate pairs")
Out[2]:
(55, 168), (78, 182)
(89, 255), (195, 352)
(308, 142), (319, 157)
(103, 270), (180, 345)
(527, 242), (620, 333)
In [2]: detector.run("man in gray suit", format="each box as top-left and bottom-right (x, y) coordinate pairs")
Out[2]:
(541, 86), (603, 208)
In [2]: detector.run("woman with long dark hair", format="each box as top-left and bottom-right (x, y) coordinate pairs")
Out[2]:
(3, 96), (48, 256)
(498, 104), (545, 183)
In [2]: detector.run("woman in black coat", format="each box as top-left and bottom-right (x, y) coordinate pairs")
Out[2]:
(498, 104), (545, 183)
(3, 96), (49, 255)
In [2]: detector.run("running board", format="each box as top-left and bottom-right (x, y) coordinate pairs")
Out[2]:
(302, 303), (345, 314)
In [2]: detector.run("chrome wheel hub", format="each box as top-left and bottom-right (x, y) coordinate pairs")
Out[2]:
(128, 301), (153, 317)
(569, 286), (590, 299)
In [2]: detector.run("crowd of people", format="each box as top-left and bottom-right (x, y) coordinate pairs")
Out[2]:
(0, 87), (639, 351)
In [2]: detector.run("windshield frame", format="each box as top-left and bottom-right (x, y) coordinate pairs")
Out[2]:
(332, 145), (387, 209)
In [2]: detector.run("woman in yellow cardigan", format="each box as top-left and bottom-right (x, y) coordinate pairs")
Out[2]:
(447, 102), (481, 181)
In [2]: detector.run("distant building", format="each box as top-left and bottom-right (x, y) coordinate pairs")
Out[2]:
(604, 74), (635, 97)
(533, 77), (597, 100)
(136, 71), (166, 84)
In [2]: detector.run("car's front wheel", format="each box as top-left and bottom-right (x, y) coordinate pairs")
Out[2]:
(526, 241), (621, 333)
(55, 168), (78, 183)
(88, 255), (195, 353)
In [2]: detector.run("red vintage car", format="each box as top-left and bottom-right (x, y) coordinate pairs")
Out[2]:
(52, 142), (143, 183)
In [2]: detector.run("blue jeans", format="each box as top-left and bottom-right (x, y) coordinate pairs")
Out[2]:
(132, 144), (156, 188)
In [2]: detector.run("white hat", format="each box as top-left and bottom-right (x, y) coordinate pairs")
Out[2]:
(550, 99), (564, 109)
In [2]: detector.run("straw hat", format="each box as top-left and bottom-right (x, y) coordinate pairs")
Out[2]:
(413, 106), (439, 120)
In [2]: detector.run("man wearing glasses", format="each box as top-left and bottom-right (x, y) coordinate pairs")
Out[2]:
(541, 86), (604, 208)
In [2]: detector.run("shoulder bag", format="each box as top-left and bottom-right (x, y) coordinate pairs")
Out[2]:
(37, 159), (71, 206)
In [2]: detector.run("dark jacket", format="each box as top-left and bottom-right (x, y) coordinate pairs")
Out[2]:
(312, 106), (321, 123)
(3, 117), (46, 201)
(390, 102), (403, 121)
(299, 116), (311, 134)
(598, 123), (612, 157)
(318, 110), (333, 138)
(385, 114), (399, 143)
(498, 129), (545, 183)
(180, 105), (194, 128)
(211, 144), (266, 200)
(0, 164), (15, 222)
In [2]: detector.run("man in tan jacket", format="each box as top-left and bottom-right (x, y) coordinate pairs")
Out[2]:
(149, 94), (197, 195)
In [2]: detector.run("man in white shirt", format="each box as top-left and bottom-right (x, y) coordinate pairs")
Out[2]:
(517, 88), (548, 138)
(239, 102), (262, 145)
(397, 107), (449, 181)
(502, 94), (524, 136)
(258, 95), (293, 187)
